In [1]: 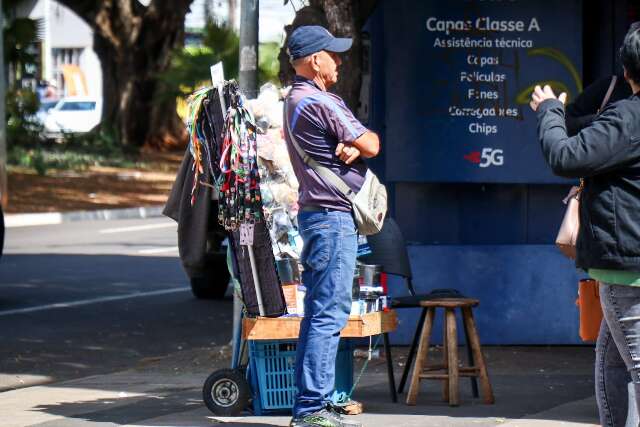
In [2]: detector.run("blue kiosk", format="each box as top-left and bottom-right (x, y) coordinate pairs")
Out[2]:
(362, 0), (634, 345)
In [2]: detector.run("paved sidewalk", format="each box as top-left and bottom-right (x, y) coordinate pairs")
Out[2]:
(5, 205), (165, 228)
(0, 346), (600, 427)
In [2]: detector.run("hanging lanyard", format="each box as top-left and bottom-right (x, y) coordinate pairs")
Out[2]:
(217, 86), (263, 231)
(185, 83), (263, 230)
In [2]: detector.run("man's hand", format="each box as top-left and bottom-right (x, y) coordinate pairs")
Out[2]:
(529, 85), (567, 112)
(335, 143), (361, 165)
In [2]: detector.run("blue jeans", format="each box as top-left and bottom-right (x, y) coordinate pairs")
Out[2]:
(293, 210), (357, 418)
(596, 282), (640, 427)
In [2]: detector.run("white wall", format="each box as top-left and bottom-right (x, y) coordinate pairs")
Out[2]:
(16, 0), (97, 90)
(48, 1), (93, 48)
(79, 48), (102, 98)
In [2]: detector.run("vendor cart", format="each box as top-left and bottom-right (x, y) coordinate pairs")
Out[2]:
(170, 79), (398, 417)
(202, 309), (398, 416)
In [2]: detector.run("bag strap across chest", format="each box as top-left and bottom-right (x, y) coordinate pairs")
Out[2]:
(284, 99), (357, 201)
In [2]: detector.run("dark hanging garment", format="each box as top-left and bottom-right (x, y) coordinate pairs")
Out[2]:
(230, 222), (286, 317)
(165, 83), (286, 316)
(163, 88), (226, 280)
(163, 144), (226, 280)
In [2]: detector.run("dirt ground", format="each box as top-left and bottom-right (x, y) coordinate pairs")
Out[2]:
(6, 151), (184, 214)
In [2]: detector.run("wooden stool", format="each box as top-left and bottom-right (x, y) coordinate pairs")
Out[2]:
(406, 298), (495, 406)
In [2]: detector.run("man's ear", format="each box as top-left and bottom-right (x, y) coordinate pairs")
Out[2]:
(624, 67), (630, 83)
(311, 54), (321, 72)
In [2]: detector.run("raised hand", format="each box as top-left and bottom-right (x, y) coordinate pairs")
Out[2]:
(530, 84), (567, 111)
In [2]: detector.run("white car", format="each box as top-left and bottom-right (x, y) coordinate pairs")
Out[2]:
(43, 97), (102, 139)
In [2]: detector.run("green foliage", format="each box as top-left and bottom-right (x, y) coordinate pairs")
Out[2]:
(159, 21), (240, 101)
(3, 0), (42, 82)
(8, 146), (141, 176)
(7, 127), (141, 176)
(4, 4), (46, 165)
(160, 21), (283, 101)
(62, 126), (123, 155)
(4, 17), (39, 79)
(202, 20), (241, 79)
(259, 42), (280, 85)
(6, 88), (43, 146)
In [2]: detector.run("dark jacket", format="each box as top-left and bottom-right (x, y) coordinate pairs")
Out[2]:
(163, 150), (223, 278)
(163, 89), (227, 280)
(537, 94), (640, 271)
(565, 75), (632, 136)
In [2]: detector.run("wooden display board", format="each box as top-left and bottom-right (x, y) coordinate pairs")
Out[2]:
(242, 310), (398, 341)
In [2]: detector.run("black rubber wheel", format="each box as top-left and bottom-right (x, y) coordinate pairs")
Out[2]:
(190, 252), (231, 299)
(202, 369), (250, 416)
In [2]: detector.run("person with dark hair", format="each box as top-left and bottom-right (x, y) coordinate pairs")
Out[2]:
(565, 22), (640, 136)
(565, 74), (631, 136)
(621, 23), (640, 83)
(531, 26), (640, 427)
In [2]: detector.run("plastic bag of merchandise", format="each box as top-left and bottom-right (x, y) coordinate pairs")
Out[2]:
(248, 83), (284, 132)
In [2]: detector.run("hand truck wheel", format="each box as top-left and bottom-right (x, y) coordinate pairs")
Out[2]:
(202, 368), (250, 416)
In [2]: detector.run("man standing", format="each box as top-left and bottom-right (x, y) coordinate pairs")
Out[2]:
(284, 26), (380, 427)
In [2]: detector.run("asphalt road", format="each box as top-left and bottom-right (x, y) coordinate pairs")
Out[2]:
(0, 217), (233, 391)
(0, 219), (600, 427)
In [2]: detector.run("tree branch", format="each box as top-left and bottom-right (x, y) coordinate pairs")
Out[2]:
(94, 3), (124, 50)
(116, 0), (143, 46)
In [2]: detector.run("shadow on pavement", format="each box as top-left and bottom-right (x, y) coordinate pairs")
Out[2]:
(0, 253), (233, 392)
(32, 391), (203, 425)
(342, 345), (597, 425)
(0, 254), (599, 426)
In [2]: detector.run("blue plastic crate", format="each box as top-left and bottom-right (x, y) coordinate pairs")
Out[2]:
(248, 339), (353, 414)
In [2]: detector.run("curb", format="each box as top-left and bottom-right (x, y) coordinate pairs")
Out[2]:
(5, 205), (165, 228)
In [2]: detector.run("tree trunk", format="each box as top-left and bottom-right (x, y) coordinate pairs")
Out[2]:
(311, 0), (360, 109)
(278, 0), (378, 110)
(94, 23), (187, 148)
(278, 6), (327, 91)
(59, 1), (193, 148)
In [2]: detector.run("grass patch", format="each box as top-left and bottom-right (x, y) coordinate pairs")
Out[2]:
(8, 146), (146, 175)
(8, 130), (149, 176)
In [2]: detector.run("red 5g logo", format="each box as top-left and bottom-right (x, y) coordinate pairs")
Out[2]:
(479, 148), (504, 168)
(464, 148), (504, 167)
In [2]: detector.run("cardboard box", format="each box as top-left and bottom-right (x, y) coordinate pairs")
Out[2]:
(281, 284), (305, 315)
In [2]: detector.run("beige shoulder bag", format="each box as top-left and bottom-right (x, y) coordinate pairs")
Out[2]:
(556, 181), (583, 259)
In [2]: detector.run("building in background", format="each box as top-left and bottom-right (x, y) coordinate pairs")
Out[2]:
(14, 0), (294, 99)
(14, 0), (99, 98)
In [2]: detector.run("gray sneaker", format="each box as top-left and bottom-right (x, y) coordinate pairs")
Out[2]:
(289, 408), (362, 427)
(328, 405), (363, 427)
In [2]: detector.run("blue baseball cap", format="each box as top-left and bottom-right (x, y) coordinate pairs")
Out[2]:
(287, 25), (352, 61)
